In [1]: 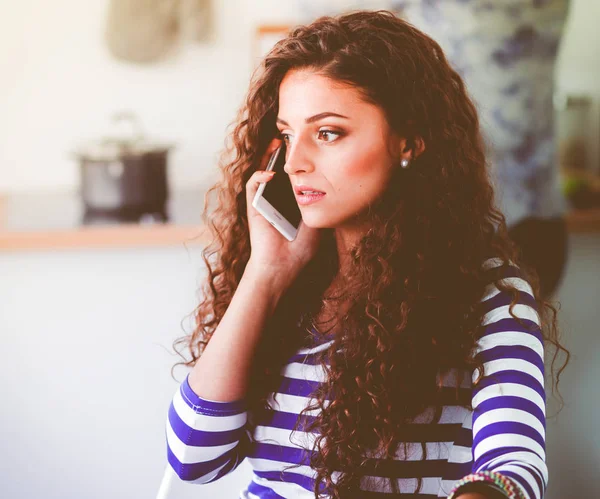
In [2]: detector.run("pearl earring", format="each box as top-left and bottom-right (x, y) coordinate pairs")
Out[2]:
(401, 158), (410, 168)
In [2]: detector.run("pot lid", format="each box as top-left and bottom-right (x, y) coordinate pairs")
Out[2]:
(74, 137), (174, 161)
(73, 111), (175, 160)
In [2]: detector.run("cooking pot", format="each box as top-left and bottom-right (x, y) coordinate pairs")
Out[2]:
(73, 112), (174, 222)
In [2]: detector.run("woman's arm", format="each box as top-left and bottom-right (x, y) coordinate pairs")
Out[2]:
(450, 268), (547, 499)
(166, 374), (250, 483)
(188, 262), (290, 401)
(167, 262), (291, 483)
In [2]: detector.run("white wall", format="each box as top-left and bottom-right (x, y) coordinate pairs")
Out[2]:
(555, 0), (600, 94)
(0, 244), (254, 499)
(0, 0), (303, 192)
(555, 0), (600, 174)
(1, 0), (599, 193)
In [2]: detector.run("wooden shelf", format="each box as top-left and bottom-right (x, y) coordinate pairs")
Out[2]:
(0, 188), (211, 251)
(560, 168), (600, 232)
(565, 207), (600, 233)
(0, 224), (210, 251)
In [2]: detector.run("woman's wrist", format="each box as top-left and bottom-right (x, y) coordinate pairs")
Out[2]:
(454, 494), (490, 499)
(451, 481), (509, 499)
(448, 471), (523, 499)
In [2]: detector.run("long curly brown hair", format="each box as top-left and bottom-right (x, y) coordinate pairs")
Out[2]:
(172, 9), (569, 498)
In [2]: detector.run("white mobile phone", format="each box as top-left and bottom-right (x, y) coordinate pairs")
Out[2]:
(252, 142), (302, 241)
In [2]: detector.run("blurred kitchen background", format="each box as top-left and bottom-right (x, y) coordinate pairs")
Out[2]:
(1, 1), (598, 498)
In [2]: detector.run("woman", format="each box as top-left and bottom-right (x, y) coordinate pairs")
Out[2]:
(166, 10), (568, 499)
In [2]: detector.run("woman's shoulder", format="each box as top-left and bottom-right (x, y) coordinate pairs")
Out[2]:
(480, 256), (533, 295)
(481, 256), (520, 274)
(477, 257), (541, 340)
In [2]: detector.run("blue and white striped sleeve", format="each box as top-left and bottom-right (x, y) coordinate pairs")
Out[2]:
(455, 272), (547, 499)
(165, 373), (250, 483)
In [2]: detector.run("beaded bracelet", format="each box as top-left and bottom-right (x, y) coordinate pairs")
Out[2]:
(447, 471), (526, 499)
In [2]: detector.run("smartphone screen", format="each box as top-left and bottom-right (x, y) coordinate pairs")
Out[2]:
(263, 142), (302, 228)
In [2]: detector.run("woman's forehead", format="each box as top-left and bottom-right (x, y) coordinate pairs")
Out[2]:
(278, 70), (376, 121)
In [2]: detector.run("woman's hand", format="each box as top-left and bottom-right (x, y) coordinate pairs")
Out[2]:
(245, 137), (322, 288)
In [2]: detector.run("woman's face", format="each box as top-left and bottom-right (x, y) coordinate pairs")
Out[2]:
(277, 69), (401, 231)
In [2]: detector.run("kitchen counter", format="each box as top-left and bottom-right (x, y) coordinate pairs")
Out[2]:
(1, 188), (599, 251)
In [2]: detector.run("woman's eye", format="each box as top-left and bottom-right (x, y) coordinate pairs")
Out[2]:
(317, 130), (341, 142)
(278, 130), (342, 143)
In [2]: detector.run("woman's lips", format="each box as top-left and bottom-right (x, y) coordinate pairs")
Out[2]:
(295, 192), (326, 205)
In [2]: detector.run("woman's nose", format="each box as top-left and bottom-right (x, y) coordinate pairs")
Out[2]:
(283, 141), (315, 175)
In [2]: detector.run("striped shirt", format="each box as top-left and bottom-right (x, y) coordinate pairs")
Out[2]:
(166, 258), (547, 498)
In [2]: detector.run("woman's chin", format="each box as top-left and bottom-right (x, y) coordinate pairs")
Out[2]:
(300, 214), (340, 230)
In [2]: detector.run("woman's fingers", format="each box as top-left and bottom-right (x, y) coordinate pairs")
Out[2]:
(246, 170), (276, 209)
(260, 138), (283, 170)
(246, 138), (283, 208)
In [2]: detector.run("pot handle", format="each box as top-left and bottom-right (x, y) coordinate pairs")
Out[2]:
(110, 111), (146, 143)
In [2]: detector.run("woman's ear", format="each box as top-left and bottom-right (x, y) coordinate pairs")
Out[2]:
(394, 135), (426, 164)
(404, 136), (426, 159)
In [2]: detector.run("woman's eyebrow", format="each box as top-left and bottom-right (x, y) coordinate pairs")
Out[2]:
(276, 112), (350, 126)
